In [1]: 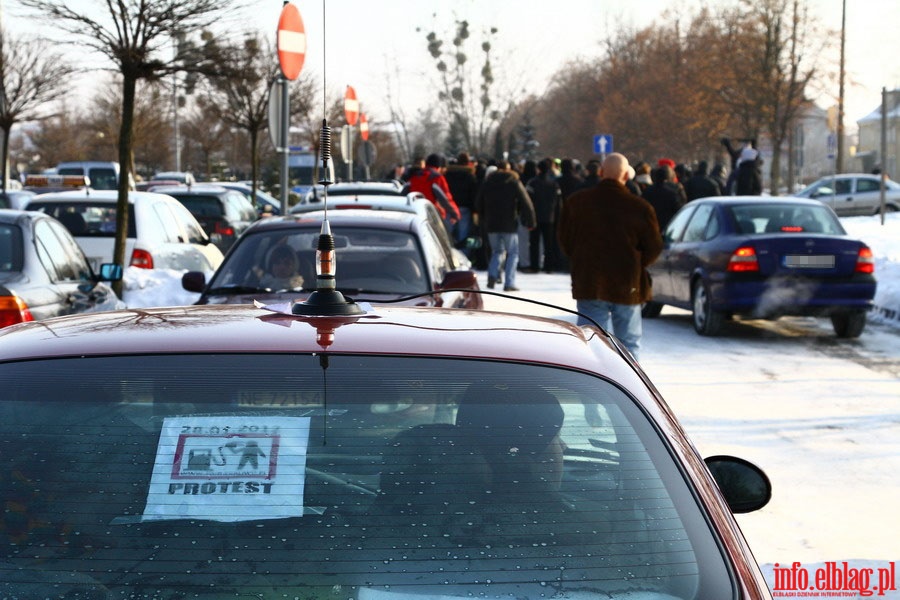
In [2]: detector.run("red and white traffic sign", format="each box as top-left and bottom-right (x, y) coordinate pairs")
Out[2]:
(344, 86), (359, 126)
(359, 113), (369, 141)
(277, 3), (306, 81)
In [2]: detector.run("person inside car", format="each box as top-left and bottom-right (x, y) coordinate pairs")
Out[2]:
(259, 245), (305, 291)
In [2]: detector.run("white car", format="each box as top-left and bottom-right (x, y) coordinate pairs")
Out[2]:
(795, 173), (900, 216)
(25, 190), (224, 273)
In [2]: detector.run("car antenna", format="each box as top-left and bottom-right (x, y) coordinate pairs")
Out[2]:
(291, 13), (362, 317)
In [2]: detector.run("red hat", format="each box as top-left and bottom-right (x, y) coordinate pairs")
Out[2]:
(658, 158), (676, 168)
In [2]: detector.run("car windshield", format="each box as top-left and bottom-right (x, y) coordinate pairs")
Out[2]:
(209, 227), (429, 294)
(0, 224), (24, 271)
(728, 203), (845, 234)
(26, 201), (138, 237)
(0, 355), (732, 599)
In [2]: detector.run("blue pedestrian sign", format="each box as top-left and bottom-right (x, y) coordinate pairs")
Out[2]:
(593, 134), (613, 155)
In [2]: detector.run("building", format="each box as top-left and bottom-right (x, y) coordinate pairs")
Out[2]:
(855, 89), (900, 178)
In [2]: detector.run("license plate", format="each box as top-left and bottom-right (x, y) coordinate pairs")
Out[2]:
(784, 254), (834, 268)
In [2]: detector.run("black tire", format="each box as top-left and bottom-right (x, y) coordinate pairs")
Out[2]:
(641, 301), (663, 318)
(831, 310), (867, 338)
(692, 280), (724, 336)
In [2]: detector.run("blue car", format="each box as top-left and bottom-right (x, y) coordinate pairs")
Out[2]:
(645, 196), (877, 337)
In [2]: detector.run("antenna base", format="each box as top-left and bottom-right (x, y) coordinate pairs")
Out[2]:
(291, 290), (365, 316)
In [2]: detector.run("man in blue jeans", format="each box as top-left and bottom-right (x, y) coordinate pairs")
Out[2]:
(475, 161), (536, 291)
(557, 153), (663, 360)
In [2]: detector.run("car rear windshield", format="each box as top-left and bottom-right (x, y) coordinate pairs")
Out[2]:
(171, 195), (225, 217)
(0, 224), (24, 271)
(0, 354), (732, 600)
(210, 227), (429, 294)
(729, 203), (845, 234)
(26, 202), (138, 237)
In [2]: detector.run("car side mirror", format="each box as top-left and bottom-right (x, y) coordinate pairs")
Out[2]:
(439, 270), (478, 290)
(182, 271), (207, 293)
(704, 455), (772, 514)
(98, 263), (123, 282)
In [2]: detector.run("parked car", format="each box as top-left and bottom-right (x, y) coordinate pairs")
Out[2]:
(0, 189), (35, 210)
(217, 181), (282, 215)
(644, 196), (877, 337)
(183, 206), (482, 309)
(151, 171), (196, 185)
(0, 279), (774, 599)
(25, 190), (224, 273)
(795, 173), (900, 216)
(0, 209), (123, 328)
(151, 184), (258, 252)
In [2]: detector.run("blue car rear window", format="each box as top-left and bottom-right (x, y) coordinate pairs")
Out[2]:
(0, 354), (734, 600)
(729, 203), (844, 235)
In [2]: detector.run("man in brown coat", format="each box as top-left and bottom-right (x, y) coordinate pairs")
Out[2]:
(557, 153), (663, 360)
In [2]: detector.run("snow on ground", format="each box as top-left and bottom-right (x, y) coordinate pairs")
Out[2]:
(121, 213), (900, 599)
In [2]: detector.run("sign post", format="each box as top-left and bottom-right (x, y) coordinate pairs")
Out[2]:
(276, 2), (306, 206)
(344, 86), (359, 181)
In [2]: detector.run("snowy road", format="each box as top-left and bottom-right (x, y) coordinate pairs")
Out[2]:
(483, 273), (899, 596)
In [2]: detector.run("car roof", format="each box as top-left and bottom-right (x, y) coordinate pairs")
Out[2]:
(242, 209), (419, 235)
(0, 208), (47, 225)
(25, 189), (180, 205)
(149, 184), (230, 194)
(292, 193), (430, 214)
(0, 304), (631, 380)
(691, 195), (829, 207)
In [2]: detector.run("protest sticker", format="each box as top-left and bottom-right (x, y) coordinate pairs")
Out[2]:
(142, 416), (310, 522)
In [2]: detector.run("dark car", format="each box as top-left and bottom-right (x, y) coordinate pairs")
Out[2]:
(151, 184), (258, 252)
(182, 206), (482, 309)
(0, 285), (773, 599)
(0, 209), (123, 327)
(644, 196), (877, 337)
(217, 182), (282, 216)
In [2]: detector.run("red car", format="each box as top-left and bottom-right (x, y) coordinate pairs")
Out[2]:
(0, 281), (772, 599)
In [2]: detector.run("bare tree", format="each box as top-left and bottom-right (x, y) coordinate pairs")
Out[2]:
(747, 0), (819, 193)
(18, 0), (240, 295)
(418, 18), (502, 156)
(202, 32), (278, 199)
(0, 29), (74, 191)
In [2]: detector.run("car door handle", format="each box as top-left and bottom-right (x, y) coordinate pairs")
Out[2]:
(846, 196), (853, 201)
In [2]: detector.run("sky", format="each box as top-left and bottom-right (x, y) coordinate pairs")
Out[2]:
(121, 211), (900, 598)
(4, 0), (900, 132)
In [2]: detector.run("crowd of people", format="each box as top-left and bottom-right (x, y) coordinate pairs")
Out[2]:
(391, 140), (762, 359)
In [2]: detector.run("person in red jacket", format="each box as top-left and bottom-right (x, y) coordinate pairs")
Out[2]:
(405, 153), (460, 234)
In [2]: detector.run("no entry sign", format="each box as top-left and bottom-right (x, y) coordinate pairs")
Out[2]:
(277, 3), (306, 81)
(359, 113), (369, 141)
(344, 86), (359, 126)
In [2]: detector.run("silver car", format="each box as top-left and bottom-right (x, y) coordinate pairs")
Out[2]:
(795, 173), (900, 216)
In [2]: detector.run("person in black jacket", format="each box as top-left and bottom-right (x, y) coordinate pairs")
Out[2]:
(444, 152), (480, 253)
(525, 158), (563, 273)
(641, 165), (685, 232)
(684, 161), (722, 201)
(475, 161), (536, 291)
